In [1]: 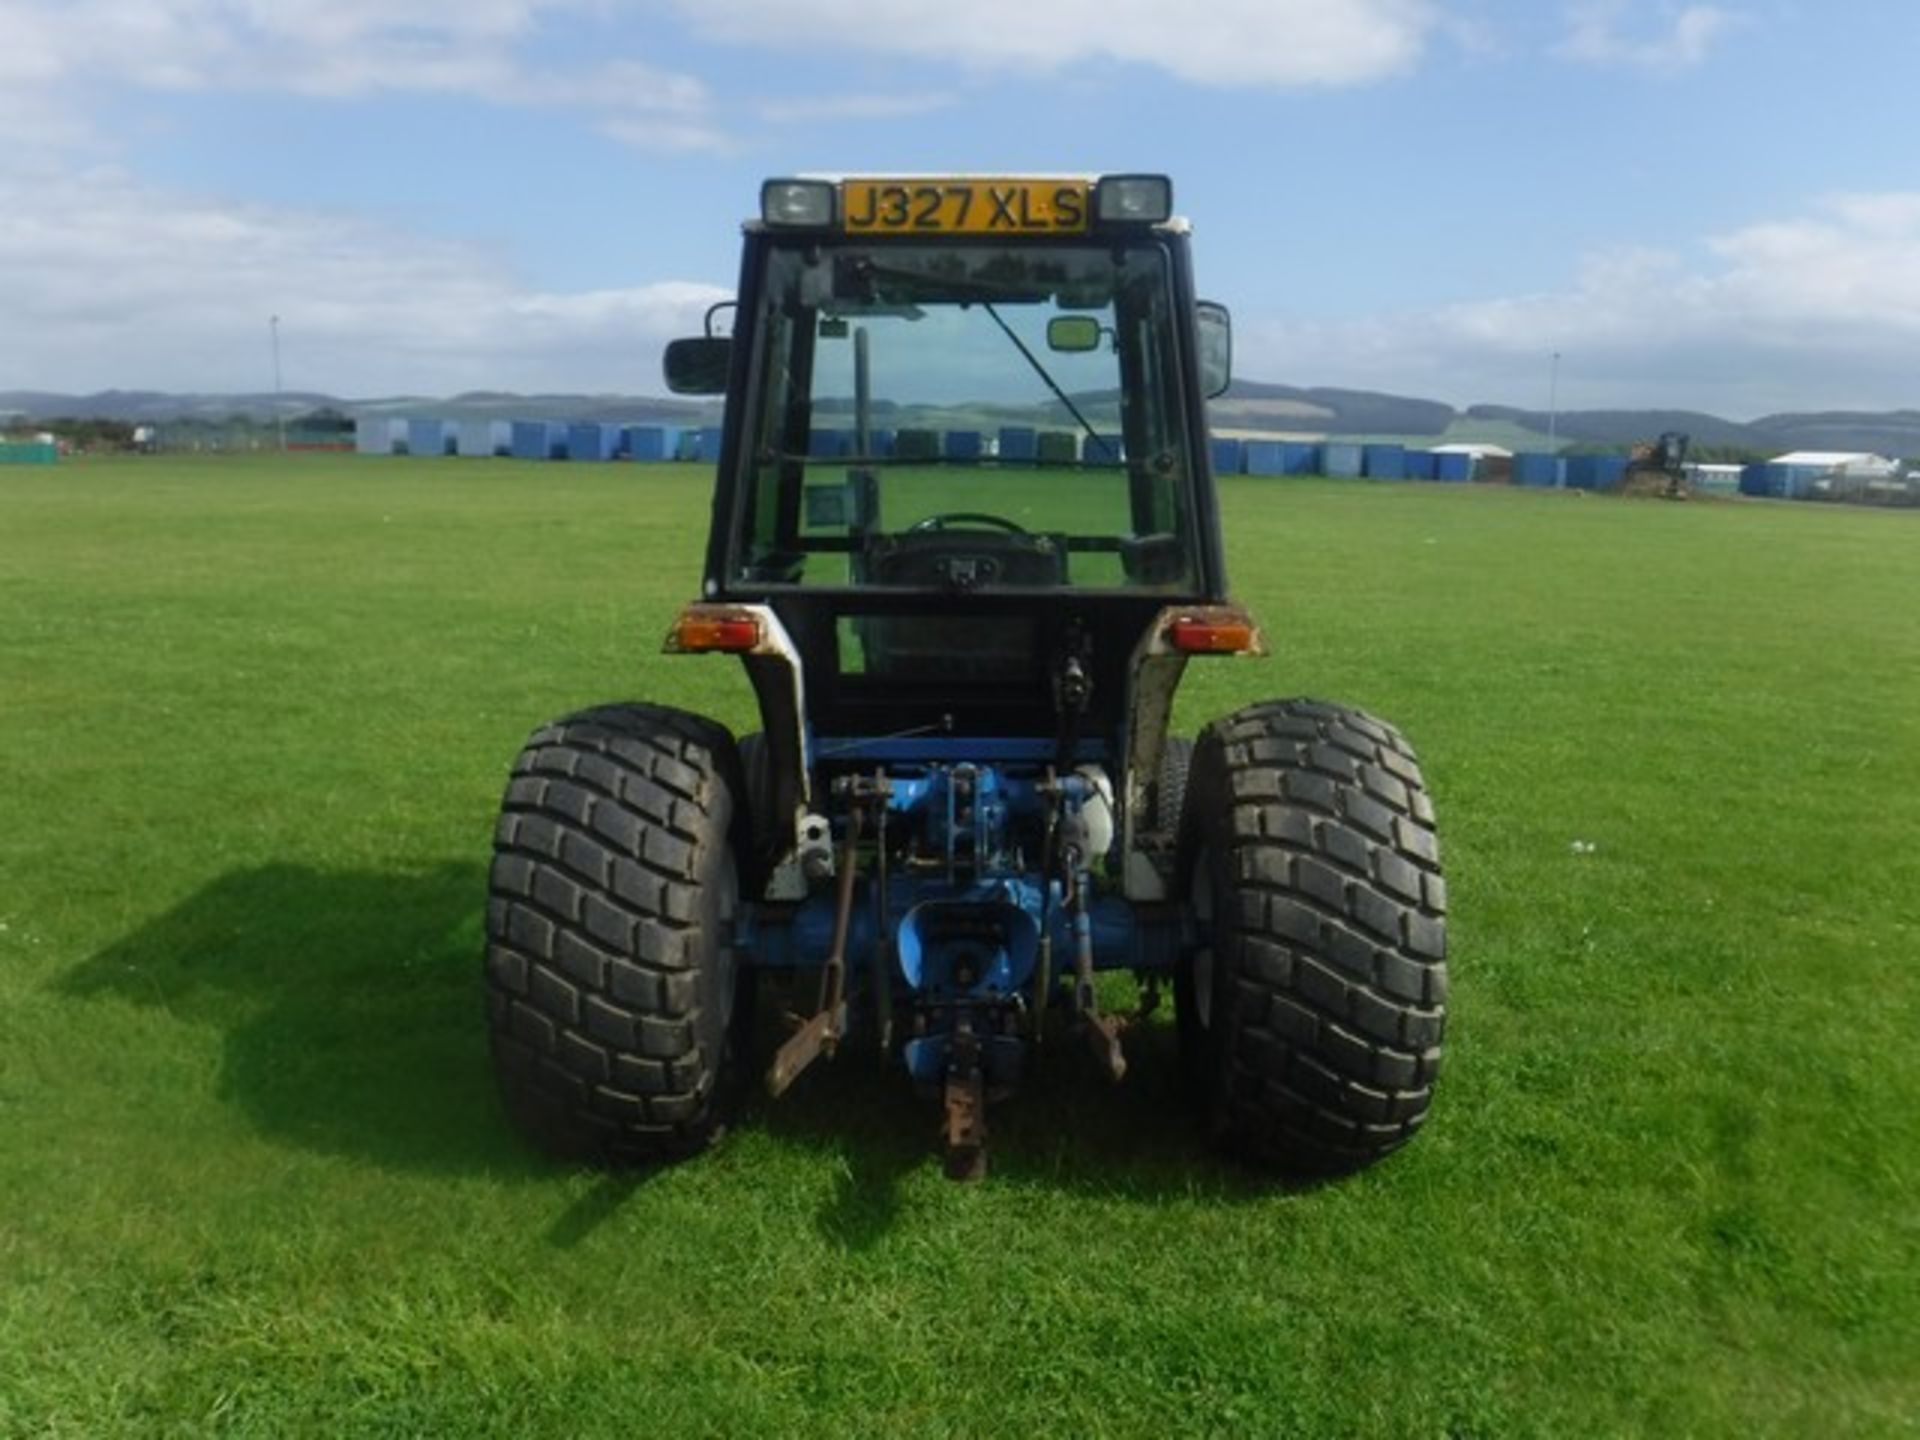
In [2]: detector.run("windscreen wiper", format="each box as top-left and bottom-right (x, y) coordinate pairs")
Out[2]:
(978, 302), (1107, 460)
(843, 257), (1110, 460)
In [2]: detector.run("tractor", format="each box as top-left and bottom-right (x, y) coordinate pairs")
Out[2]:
(1622, 431), (1692, 498)
(484, 174), (1448, 1179)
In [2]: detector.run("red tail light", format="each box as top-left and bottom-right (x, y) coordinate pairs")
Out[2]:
(667, 605), (762, 653)
(1168, 611), (1258, 654)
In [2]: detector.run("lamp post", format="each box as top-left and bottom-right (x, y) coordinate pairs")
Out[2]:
(1546, 350), (1560, 455)
(270, 315), (286, 452)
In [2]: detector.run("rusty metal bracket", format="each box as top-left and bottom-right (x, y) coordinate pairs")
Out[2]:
(765, 800), (865, 1098)
(767, 1003), (848, 1098)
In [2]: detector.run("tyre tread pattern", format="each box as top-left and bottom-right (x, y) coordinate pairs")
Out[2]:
(1154, 735), (1195, 841)
(485, 702), (740, 1164)
(1195, 698), (1447, 1171)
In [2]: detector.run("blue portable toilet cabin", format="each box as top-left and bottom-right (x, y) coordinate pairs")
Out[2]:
(1243, 440), (1284, 475)
(406, 418), (452, 458)
(509, 420), (552, 461)
(691, 426), (724, 463)
(1083, 434), (1124, 464)
(624, 425), (667, 461)
(999, 426), (1038, 462)
(565, 422), (617, 462)
(1363, 444), (1407, 480)
(1514, 453), (1561, 487)
(1280, 441), (1318, 475)
(1739, 462), (1793, 498)
(1211, 436), (1245, 474)
(808, 428), (855, 458)
(944, 430), (984, 463)
(1434, 451), (1474, 482)
(1322, 441), (1364, 478)
(1563, 455), (1628, 491)
(1402, 449), (1437, 480)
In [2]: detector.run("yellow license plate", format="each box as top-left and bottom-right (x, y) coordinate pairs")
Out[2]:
(841, 179), (1090, 235)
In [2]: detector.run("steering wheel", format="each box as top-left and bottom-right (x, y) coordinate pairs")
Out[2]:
(907, 511), (1027, 535)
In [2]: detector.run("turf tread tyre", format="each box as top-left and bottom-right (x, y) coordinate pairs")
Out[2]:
(734, 730), (779, 881)
(1182, 698), (1447, 1172)
(1153, 735), (1195, 841)
(485, 702), (748, 1164)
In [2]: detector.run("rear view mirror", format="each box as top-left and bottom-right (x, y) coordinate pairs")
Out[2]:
(1046, 316), (1102, 353)
(664, 337), (732, 395)
(1195, 301), (1232, 398)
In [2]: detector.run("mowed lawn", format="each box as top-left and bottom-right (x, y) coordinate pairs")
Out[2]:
(1, 454), (1915, 1436)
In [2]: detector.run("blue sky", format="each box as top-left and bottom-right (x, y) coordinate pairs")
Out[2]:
(2, 1), (1914, 417)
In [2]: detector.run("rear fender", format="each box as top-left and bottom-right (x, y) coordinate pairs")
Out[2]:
(1118, 602), (1267, 899)
(664, 601), (812, 884)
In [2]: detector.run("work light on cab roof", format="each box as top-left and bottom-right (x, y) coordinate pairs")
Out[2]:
(483, 169), (1453, 1184)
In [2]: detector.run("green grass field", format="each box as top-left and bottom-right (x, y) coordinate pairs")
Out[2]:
(2, 454), (1916, 1436)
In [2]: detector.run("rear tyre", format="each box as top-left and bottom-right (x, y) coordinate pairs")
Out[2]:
(735, 730), (777, 877)
(485, 703), (751, 1164)
(1153, 736), (1195, 845)
(1179, 699), (1447, 1173)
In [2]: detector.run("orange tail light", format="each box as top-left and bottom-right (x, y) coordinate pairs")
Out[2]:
(666, 604), (763, 653)
(1167, 607), (1261, 654)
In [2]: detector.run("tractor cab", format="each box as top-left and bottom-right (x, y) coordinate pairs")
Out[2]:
(664, 174), (1251, 872)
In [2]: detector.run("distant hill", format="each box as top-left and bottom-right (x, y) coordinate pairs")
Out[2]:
(4, 385), (1914, 458)
(1750, 410), (1920, 459)
(1465, 405), (1760, 450)
(1214, 381), (1455, 437)
(0, 389), (346, 424)
(0, 389), (717, 427)
(1466, 405), (1920, 458)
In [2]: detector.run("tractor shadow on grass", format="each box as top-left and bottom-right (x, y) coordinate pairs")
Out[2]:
(59, 861), (542, 1181)
(741, 1002), (1278, 1247)
(62, 863), (1289, 1234)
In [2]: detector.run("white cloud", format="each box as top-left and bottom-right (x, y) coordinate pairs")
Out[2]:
(1556, 2), (1744, 72)
(0, 0), (725, 152)
(674, 0), (1440, 89)
(0, 167), (729, 395)
(1239, 193), (1920, 415)
(0, 0), (1449, 159)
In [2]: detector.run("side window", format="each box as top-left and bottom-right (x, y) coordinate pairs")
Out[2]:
(740, 299), (810, 581)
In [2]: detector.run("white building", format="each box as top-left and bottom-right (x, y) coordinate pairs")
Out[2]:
(1770, 450), (1899, 478)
